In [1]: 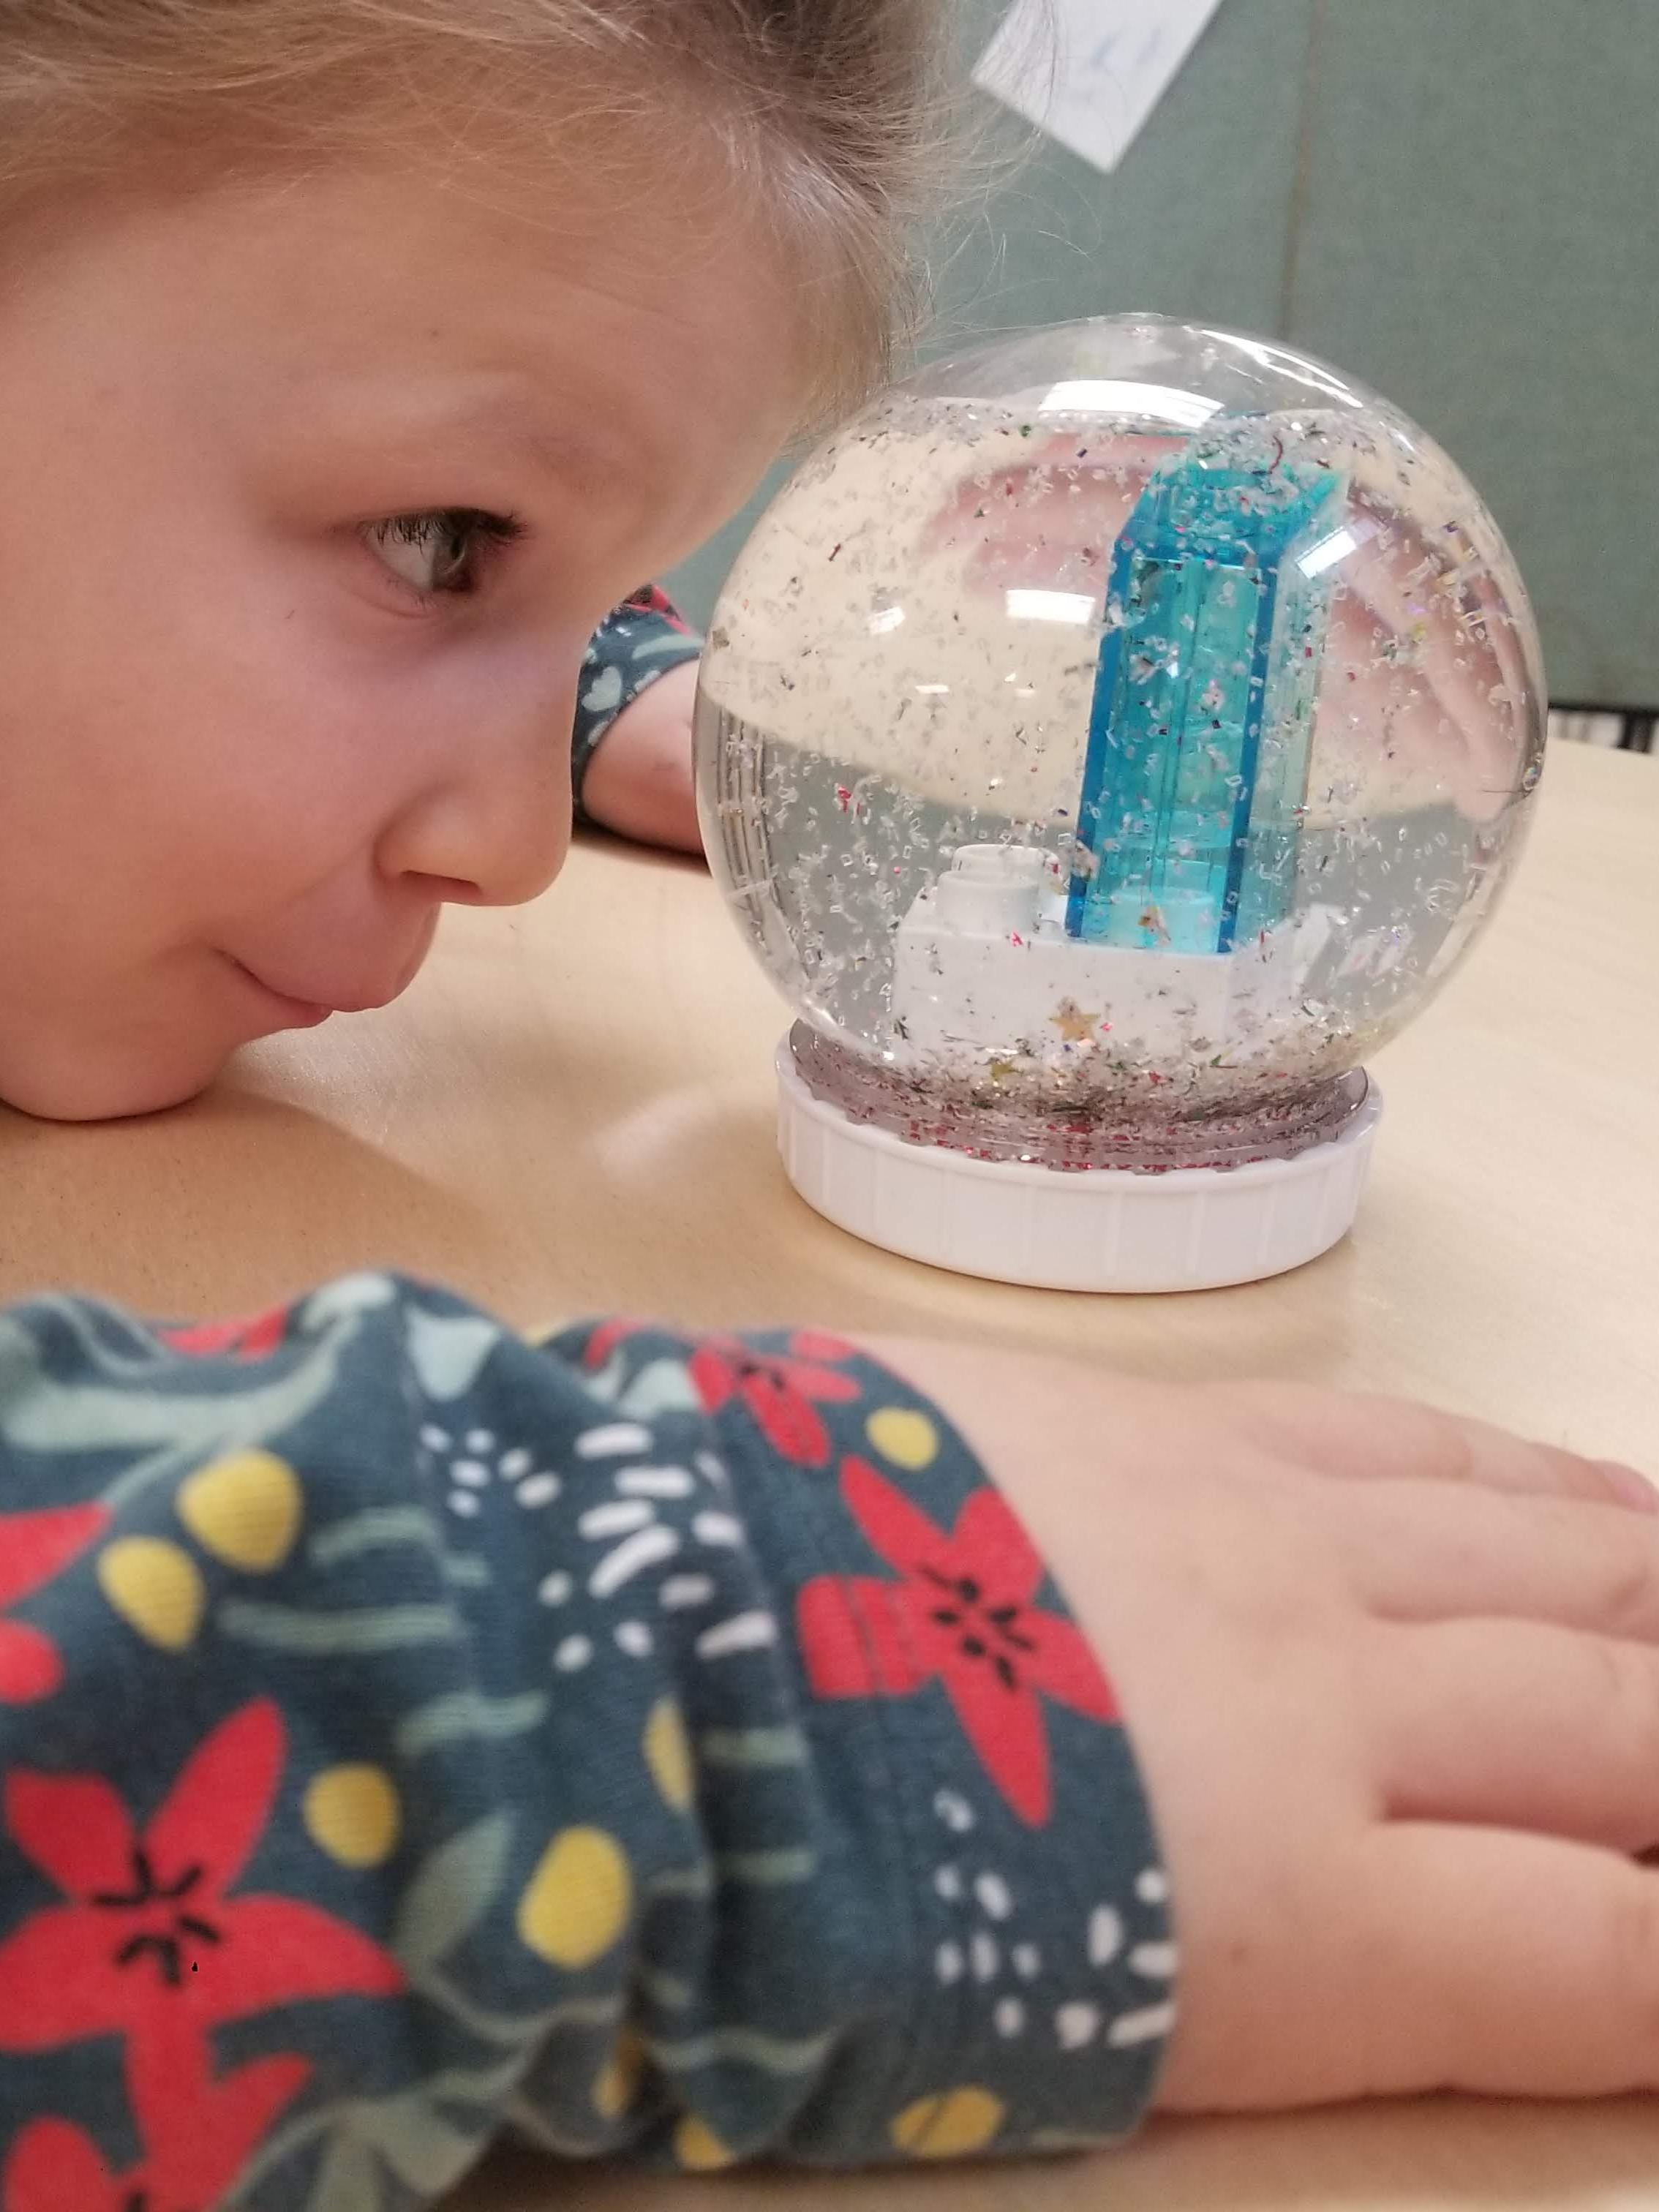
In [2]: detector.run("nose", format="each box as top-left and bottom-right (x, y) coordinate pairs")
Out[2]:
(374, 672), (578, 908)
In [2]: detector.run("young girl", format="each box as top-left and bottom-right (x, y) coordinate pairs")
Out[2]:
(1, 5), (1658, 2208)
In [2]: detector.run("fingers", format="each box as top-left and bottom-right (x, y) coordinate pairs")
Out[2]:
(1203, 1380), (1654, 1512)
(1367, 1620), (1659, 1851)
(1349, 1825), (1659, 2097)
(1328, 1481), (1659, 1641)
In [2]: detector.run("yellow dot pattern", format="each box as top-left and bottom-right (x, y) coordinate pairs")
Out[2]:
(674, 2115), (737, 2172)
(865, 1408), (940, 1472)
(592, 2029), (647, 2121)
(889, 2087), (1007, 2160)
(179, 1450), (304, 1573)
(98, 1539), (205, 1652)
(517, 1827), (632, 1970)
(644, 1698), (696, 1813)
(304, 1766), (402, 1867)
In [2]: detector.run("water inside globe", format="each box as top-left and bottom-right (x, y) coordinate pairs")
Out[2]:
(699, 324), (1543, 1173)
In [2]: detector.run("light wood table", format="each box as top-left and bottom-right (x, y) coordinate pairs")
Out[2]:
(3, 740), (1657, 2208)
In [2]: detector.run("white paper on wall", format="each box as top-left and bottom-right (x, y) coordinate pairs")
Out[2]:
(973, 0), (1229, 176)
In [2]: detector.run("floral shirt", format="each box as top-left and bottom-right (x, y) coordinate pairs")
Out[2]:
(0, 1276), (1172, 2209)
(571, 589), (703, 827)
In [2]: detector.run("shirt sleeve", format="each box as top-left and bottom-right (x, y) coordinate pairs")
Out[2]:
(571, 587), (703, 827)
(0, 1276), (1173, 2210)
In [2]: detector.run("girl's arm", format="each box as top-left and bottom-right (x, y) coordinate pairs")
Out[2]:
(0, 1279), (1165, 2207)
(1, 1276), (1658, 2211)
(573, 590), (702, 854)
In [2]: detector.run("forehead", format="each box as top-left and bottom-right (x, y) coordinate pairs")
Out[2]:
(26, 151), (810, 545)
(279, 157), (799, 419)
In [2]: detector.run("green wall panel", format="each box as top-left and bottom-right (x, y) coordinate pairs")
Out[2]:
(1288, 0), (1659, 706)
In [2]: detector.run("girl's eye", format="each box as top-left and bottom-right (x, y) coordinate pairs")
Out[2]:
(363, 508), (525, 598)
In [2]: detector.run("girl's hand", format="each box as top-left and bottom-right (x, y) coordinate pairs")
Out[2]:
(865, 1339), (1659, 2110)
(579, 660), (704, 855)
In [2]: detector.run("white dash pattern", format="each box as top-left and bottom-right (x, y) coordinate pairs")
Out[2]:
(660, 1576), (715, 1611)
(576, 1423), (654, 1459)
(579, 1500), (655, 1540)
(590, 1527), (681, 1598)
(1088, 1906), (1124, 1966)
(692, 1512), (744, 1549)
(617, 1467), (696, 1499)
(975, 1873), (1012, 1921)
(933, 1791), (975, 1835)
(1109, 2002), (1176, 2048)
(1129, 1941), (1178, 1980)
(695, 1611), (778, 1660)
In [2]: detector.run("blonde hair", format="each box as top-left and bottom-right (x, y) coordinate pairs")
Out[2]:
(0, 0), (952, 415)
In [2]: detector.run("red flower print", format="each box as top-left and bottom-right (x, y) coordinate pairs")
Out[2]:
(3, 2118), (127, 2212)
(159, 1306), (290, 1360)
(687, 1334), (860, 1470)
(623, 582), (693, 634)
(582, 1317), (653, 1372)
(797, 1459), (1118, 1826)
(0, 1701), (404, 2068)
(3, 2055), (308, 2212)
(0, 1508), (109, 1704)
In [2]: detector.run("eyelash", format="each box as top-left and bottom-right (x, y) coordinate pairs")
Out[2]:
(362, 507), (527, 601)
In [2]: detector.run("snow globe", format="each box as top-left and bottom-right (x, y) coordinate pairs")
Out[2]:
(695, 316), (1546, 1291)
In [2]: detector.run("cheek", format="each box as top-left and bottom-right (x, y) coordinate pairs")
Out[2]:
(0, 462), (587, 966)
(0, 432), (388, 914)
(0, 601), (388, 930)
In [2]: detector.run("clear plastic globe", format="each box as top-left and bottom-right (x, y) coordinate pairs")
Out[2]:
(696, 316), (1545, 1185)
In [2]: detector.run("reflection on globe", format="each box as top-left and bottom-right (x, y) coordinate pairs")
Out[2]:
(696, 315), (1546, 1288)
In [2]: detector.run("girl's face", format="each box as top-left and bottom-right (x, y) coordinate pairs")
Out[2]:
(0, 158), (800, 1121)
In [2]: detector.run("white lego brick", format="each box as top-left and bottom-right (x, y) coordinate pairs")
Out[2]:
(891, 843), (1339, 1066)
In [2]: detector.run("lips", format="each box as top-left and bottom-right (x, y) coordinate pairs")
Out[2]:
(224, 916), (438, 1026)
(224, 960), (331, 1027)
(225, 958), (402, 1021)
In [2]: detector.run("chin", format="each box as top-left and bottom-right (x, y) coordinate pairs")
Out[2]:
(0, 1037), (227, 1124)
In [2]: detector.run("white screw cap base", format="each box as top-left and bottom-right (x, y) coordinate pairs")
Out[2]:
(777, 1042), (1382, 1293)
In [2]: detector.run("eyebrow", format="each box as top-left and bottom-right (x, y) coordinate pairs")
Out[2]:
(427, 387), (631, 497)
(305, 374), (638, 503)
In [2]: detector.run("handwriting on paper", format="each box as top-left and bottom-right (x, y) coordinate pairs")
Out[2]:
(973, 0), (1229, 176)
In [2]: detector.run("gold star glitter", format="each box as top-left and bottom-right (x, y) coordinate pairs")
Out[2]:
(1050, 999), (1102, 1044)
